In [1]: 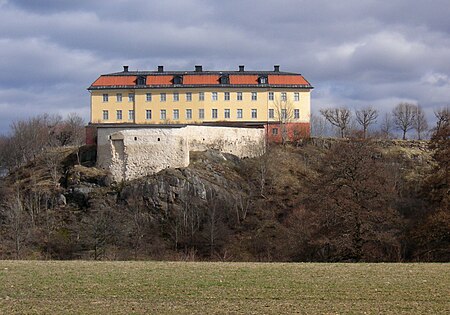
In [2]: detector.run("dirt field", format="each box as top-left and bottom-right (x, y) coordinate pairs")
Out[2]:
(0, 261), (449, 314)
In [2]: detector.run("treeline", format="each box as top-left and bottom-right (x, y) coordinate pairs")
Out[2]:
(0, 109), (448, 262)
(313, 103), (434, 140)
(0, 113), (85, 173)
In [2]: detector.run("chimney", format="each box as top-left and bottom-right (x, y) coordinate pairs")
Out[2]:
(274, 65), (280, 72)
(239, 65), (245, 72)
(195, 65), (203, 72)
(123, 65), (129, 72)
(157, 65), (164, 73)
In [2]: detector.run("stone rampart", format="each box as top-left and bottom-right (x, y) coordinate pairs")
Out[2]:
(97, 125), (265, 181)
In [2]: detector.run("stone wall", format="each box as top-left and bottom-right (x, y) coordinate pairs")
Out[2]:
(97, 125), (265, 181)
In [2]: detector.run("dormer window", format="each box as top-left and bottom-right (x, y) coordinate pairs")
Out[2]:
(219, 75), (229, 84)
(173, 75), (183, 85)
(136, 76), (146, 85)
(258, 76), (268, 84)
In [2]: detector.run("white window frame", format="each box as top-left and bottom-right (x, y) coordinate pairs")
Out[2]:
(173, 92), (179, 102)
(173, 109), (179, 120)
(116, 93), (122, 102)
(160, 93), (166, 102)
(146, 93), (152, 102)
(224, 92), (230, 101)
(186, 109), (192, 120)
(237, 109), (243, 119)
(146, 109), (152, 120)
(251, 109), (257, 119)
(128, 110), (135, 120)
(212, 92), (218, 101)
(128, 93), (135, 102)
(160, 109), (166, 120)
(237, 92), (243, 101)
(103, 110), (109, 120)
(116, 110), (122, 120)
(294, 92), (300, 102)
(186, 92), (192, 102)
(269, 109), (274, 119)
(294, 109), (300, 119)
(224, 109), (230, 119)
(212, 109), (218, 119)
(103, 94), (109, 102)
(199, 92), (205, 101)
(199, 109), (205, 119)
(281, 92), (287, 101)
(251, 92), (257, 101)
(268, 92), (274, 101)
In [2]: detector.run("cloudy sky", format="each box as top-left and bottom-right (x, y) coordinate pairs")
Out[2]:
(1, 0), (449, 134)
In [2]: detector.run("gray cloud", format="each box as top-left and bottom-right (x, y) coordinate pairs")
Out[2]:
(1, 0), (450, 134)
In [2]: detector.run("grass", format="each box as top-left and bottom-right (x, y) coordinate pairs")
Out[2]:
(0, 261), (449, 314)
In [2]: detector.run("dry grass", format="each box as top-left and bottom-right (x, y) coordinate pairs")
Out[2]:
(0, 261), (449, 314)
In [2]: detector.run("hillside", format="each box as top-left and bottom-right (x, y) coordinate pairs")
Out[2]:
(0, 138), (447, 262)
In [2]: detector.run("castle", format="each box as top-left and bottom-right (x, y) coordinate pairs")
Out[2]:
(87, 65), (313, 181)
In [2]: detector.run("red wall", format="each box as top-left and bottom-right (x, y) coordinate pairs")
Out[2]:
(266, 122), (310, 143)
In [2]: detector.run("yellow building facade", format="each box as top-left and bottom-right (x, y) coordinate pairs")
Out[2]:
(88, 65), (313, 138)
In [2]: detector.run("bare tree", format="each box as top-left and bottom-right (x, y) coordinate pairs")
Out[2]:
(355, 106), (378, 139)
(433, 106), (449, 133)
(273, 97), (295, 144)
(413, 105), (428, 140)
(310, 113), (331, 137)
(380, 113), (394, 139)
(392, 102), (417, 140)
(320, 107), (352, 138)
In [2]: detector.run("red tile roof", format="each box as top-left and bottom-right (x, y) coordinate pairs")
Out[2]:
(91, 76), (136, 86)
(268, 75), (310, 85)
(229, 75), (259, 85)
(184, 75), (219, 84)
(146, 75), (173, 85)
(89, 70), (312, 89)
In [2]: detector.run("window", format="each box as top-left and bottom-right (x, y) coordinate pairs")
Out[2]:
(116, 110), (122, 120)
(103, 94), (109, 102)
(160, 109), (166, 120)
(128, 110), (135, 120)
(237, 92), (243, 101)
(294, 109), (300, 119)
(269, 109), (274, 119)
(116, 93), (122, 102)
(212, 109), (218, 119)
(137, 76), (146, 85)
(199, 92), (205, 101)
(294, 92), (300, 102)
(251, 92), (257, 101)
(269, 92), (274, 101)
(272, 128), (278, 135)
(146, 93), (152, 102)
(281, 92), (287, 101)
(219, 75), (229, 84)
(281, 109), (287, 120)
(173, 92), (179, 102)
(173, 109), (179, 120)
(128, 93), (135, 102)
(251, 109), (257, 119)
(237, 109), (243, 119)
(160, 93), (166, 102)
(146, 109), (152, 120)
(224, 109), (230, 119)
(173, 75), (183, 84)
(186, 92), (192, 101)
(224, 92), (230, 101)
(103, 110), (109, 120)
(212, 92), (218, 101)
(199, 109), (205, 119)
(259, 76), (267, 84)
(186, 109), (192, 120)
